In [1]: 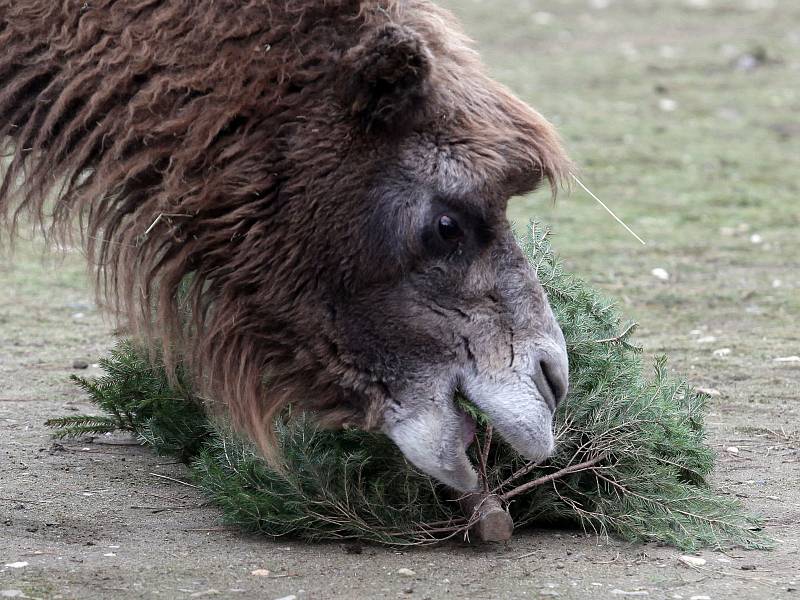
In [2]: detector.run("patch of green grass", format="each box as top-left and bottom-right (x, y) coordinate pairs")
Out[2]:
(437, 0), (799, 401)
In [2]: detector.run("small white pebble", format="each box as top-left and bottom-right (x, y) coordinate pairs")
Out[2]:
(679, 555), (707, 567)
(696, 387), (721, 397)
(274, 596), (296, 600)
(697, 336), (717, 344)
(658, 98), (678, 112)
(659, 45), (678, 59)
(250, 569), (271, 577)
(713, 348), (731, 357)
(774, 356), (800, 363)
(103, 553), (116, 557)
(397, 568), (416, 577)
(3, 563), (28, 569)
(725, 446), (739, 455)
(651, 267), (670, 281)
(749, 233), (763, 244)
(72, 312), (85, 319)
(772, 279), (782, 288)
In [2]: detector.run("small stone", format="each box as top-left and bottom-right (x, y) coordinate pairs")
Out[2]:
(713, 348), (731, 358)
(774, 356), (800, 363)
(403, 587), (414, 594)
(658, 98), (678, 112)
(3, 562), (28, 569)
(697, 336), (716, 344)
(397, 568), (416, 577)
(251, 569), (271, 577)
(749, 233), (763, 244)
(274, 596), (296, 600)
(696, 387), (721, 397)
(678, 555), (707, 567)
(725, 446), (739, 455)
(741, 564), (757, 570)
(72, 359), (90, 369)
(651, 268), (670, 281)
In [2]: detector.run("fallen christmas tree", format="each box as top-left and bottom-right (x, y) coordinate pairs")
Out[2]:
(47, 224), (770, 550)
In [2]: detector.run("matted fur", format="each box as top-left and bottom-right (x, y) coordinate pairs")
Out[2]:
(0, 0), (570, 464)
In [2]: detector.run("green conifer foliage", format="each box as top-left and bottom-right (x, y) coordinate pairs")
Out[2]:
(47, 224), (770, 549)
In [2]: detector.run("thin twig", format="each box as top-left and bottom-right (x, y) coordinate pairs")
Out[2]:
(595, 322), (637, 344)
(500, 455), (607, 502)
(570, 173), (647, 245)
(149, 472), (200, 489)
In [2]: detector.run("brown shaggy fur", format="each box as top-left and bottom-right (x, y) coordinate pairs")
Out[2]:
(0, 0), (569, 463)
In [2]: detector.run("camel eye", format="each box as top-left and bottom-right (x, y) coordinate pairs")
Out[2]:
(437, 214), (464, 243)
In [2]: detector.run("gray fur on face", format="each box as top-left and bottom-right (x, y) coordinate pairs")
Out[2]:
(367, 172), (569, 490)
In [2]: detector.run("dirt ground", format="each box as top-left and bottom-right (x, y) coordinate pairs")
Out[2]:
(2, 0), (799, 598)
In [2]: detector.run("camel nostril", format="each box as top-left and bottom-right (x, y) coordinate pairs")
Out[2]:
(536, 356), (568, 410)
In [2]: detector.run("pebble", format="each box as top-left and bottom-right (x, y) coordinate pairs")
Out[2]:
(651, 268), (670, 281)
(774, 356), (800, 363)
(696, 387), (721, 397)
(397, 568), (416, 577)
(696, 336), (716, 344)
(3, 563), (28, 569)
(725, 446), (740, 455)
(678, 555), (707, 567)
(658, 98), (678, 112)
(72, 359), (90, 369)
(251, 569), (271, 577)
(712, 348), (731, 358)
(274, 596), (296, 600)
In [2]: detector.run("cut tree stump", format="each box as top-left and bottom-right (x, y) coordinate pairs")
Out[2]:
(459, 492), (514, 542)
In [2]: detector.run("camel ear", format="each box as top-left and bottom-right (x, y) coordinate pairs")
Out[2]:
(341, 23), (432, 131)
